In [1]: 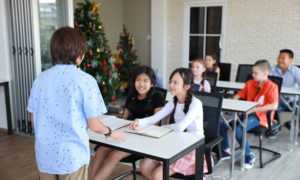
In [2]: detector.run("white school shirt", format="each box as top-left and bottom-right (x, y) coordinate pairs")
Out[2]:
(139, 96), (204, 136)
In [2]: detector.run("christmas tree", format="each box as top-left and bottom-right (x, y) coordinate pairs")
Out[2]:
(74, 0), (122, 104)
(117, 25), (141, 82)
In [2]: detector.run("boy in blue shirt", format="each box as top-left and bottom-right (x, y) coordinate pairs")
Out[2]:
(27, 27), (125, 180)
(270, 49), (300, 136)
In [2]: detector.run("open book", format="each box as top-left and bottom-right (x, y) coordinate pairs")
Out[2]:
(100, 115), (131, 131)
(125, 125), (173, 138)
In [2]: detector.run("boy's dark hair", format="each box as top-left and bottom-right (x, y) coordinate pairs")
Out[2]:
(254, 59), (271, 72)
(50, 26), (87, 65)
(280, 49), (294, 59)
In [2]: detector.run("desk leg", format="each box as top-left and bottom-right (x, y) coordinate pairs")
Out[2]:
(195, 145), (204, 180)
(240, 113), (248, 170)
(294, 96), (299, 145)
(230, 113), (237, 180)
(163, 160), (169, 180)
(290, 97), (297, 151)
(4, 82), (13, 135)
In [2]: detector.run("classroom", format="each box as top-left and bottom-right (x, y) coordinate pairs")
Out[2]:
(0, 0), (300, 180)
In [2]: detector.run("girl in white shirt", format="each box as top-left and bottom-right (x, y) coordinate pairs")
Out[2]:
(130, 68), (209, 179)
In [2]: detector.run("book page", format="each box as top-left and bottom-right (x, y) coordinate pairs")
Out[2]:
(99, 115), (131, 131)
(142, 126), (173, 138)
(125, 125), (172, 138)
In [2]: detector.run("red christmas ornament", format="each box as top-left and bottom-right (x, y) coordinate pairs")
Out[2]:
(111, 96), (115, 101)
(88, 24), (93, 29)
(106, 47), (110, 52)
(116, 45), (120, 50)
(102, 66), (108, 72)
(93, 12), (97, 16)
(128, 41), (131, 45)
(101, 41), (104, 45)
(74, 22), (78, 27)
(103, 60), (107, 65)
(86, 64), (91, 67)
(89, 51), (93, 56)
(108, 73), (111, 77)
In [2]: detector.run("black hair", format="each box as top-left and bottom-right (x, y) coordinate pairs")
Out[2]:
(280, 49), (294, 59)
(205, 53), (219, 68)
(129, 66), (156, 98)
(169, 68), (193, 125)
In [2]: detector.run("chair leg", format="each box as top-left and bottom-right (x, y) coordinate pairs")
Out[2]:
(132, 162), (136, 180)
(250, 133), (281, 168)
(259, 134), (263, 168)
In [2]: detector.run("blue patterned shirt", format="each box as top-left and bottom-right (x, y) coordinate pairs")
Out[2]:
(270, 65), (300, 89)
(27, 64), (107, 174)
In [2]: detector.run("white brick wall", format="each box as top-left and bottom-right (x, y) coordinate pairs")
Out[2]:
(166, 0), (300, 81)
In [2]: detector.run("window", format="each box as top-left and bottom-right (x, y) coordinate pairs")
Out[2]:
(184, 3), (225, 65)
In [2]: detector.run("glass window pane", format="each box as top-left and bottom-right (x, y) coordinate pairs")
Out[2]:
(206, 7), (222, 34)
(205, 36), (220, 62)
(190, 7), (205, 34)
(189, 36), (204, 61)
(39, 0), (57, 71)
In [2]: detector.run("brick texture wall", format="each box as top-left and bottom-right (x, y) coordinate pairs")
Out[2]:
(166, 0), (300, 81)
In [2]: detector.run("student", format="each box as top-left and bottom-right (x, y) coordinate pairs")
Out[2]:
(220, 60), (279, 169)
(90, 66), (165, 180)
(270, 49), (300, 133)
(205, 53), (221, 80)
(130, 68), (210, 179)
(191, 58), (211, 92)
(27, 27), (125, 180)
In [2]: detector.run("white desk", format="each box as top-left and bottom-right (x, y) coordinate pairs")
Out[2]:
(89, 127), (205, 180)
(221, 99), (259, 180)
(217, 80), (300, 151)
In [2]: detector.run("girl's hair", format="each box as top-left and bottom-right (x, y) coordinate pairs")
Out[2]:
(192, 58), (206, 92)
(205, 53), (219, 68)
(129, 66), (156, 98)
(169, 68), (193, 124)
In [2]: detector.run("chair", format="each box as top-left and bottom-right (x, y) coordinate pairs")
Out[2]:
(235, 64), (253, 83)
(248, 75), (282, 168)
(218, 63), (231, 81)
(205, 72), (218, 92)
(114, 87), (167, 180)
(172, 92), (223, 179)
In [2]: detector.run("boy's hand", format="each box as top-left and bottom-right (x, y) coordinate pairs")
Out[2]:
(109, 131), (126, 143)
(129, 119), (139, 130)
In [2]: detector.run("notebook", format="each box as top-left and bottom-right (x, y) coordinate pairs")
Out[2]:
(125, 125), (173, 138)
(100, 115), (131, 131)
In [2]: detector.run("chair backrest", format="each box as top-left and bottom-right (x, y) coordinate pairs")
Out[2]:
(218, 63), (231, 81)
(235, 64), (253, 82)
(153, 87), (167, 103)
(193, 91), (223, 144)
(268, 75), (283, 93)
(205, 72), (218, 92)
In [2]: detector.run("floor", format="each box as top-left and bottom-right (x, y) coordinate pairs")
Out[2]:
(1, 112), (300, 180)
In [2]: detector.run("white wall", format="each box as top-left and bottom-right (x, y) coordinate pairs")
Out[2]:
(124, 0), (151, 66)
(165, 0), (300, 81)
(73, 0), (124, 54)
(0, 0), (12, 129)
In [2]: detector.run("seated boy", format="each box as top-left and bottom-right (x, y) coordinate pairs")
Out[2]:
(220, 59), (279, 169)
(269, 49), (300, 132)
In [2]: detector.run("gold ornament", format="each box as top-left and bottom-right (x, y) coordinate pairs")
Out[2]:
(98, 25), (102, 30)
(97, 48), (100, 52)
(91, 2), (102, 13)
